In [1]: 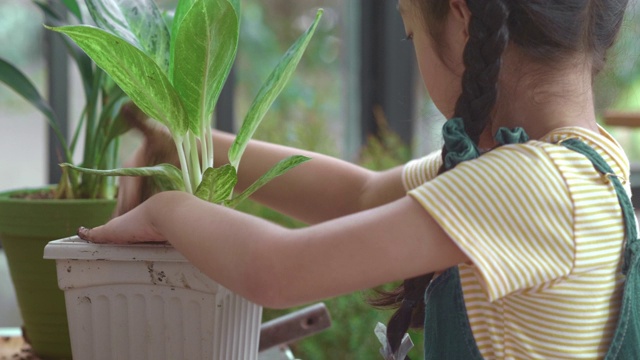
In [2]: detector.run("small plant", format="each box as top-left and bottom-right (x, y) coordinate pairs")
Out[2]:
(0, 0), (135, 200)
(54, 0), (322, 207)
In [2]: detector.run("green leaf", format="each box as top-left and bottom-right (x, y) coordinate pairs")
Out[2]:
(150, 172), (182, 193)
(105, 98), (133, 141)
(172, 0), (239, 135)
(85, 0), (171, 73)
(59, 35), (95, 100)
(162, 9), (175, 30)
(168, 0), (196, 79)
(33, 0), (82, 22)
(32, 2), (95, 97)
(227, 0), (240, 19)
(32, 1), (66, 23)
(0, 58), (55, 123)
(0, 57), (72, 163)
(61, 0), (83, 21)
(226, 155), (311, 208)
(93, 94), (131, 167)
(171, 0), (197, 36)
(61, 163), (185, 191)
(194, 165), (238, 203)
(228, 9), (323, 169)
(50, 25), (189, 136)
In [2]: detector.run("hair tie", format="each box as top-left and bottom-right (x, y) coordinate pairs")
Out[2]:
(494, 126), (529, 145)
(442, 118), (481, 170)
(442, 120), (531, 170)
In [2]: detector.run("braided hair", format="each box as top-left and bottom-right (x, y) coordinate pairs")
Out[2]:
(371, 0), (629, 356)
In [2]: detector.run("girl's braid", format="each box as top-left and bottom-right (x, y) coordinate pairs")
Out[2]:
(384, 1), (511, 357)
(454, 0), (510, 145)
(375, 0), (630, 356)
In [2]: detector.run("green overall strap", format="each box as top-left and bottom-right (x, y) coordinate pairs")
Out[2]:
(560, 138), (638, 274)
(560, 138), (640, 359)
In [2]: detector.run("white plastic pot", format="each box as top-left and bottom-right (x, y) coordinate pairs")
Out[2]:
(44, 236), (262, 360)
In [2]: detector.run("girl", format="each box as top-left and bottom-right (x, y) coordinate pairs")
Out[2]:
(79, 0), (638, 358)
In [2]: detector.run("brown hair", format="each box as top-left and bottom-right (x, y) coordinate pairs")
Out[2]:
(371, 0), (629, 354)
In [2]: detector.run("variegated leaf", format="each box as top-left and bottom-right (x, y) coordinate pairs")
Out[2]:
(226, 155), (310, 208)
(85, 0), (171, 72)
(61, 163), (185, 191)
(228, 9), (323, 169)
(172, 0), (239, 135)
(194, 165), (238, 203)
(51, 25), (189, 136)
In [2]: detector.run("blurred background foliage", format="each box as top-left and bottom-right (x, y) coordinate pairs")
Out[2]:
(0, 0), (639, 358)
(234, 0), (344, 157)
(0, 1), (45, 107)
(232, 1), (420, 357)
(595, 1), (640, 160)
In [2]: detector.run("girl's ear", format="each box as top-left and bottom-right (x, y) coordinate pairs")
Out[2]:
(449, 0), (472, 42)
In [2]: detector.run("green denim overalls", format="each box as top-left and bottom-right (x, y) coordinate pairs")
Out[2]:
(423, 137), (640, 359)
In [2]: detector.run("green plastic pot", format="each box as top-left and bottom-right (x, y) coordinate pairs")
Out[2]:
(0, 187), (115, 360)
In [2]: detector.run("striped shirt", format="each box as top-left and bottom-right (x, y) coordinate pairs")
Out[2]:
(403, 127), (635, 359)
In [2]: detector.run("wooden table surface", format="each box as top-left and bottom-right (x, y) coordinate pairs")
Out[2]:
(604, 110), (640, 128)
(0, 336), (38, 360)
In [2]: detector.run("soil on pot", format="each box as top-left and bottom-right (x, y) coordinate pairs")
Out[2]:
(10, 189), (56, 200)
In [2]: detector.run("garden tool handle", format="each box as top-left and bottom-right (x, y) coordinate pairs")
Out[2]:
(259, 303), (332, 352)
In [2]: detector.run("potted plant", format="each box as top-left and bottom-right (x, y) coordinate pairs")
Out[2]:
(39, 0), (322, 358)
(0, 1), (139, 358)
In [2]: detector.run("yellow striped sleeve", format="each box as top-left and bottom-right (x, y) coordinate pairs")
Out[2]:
(408, 143), (575, 301)
(402, 150), (442, 191)
(408, 128), (628, 359)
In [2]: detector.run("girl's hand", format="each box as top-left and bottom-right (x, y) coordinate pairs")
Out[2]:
(79, 195), (167, 244)
(115, 118), (179, 217)
(113, 146), (146, 217)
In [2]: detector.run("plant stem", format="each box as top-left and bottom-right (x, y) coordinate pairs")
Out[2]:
(70, 107), (87, 154)
(206, 124), (214, 168)
(200, 122), (209, 170)
(174, 136), (193, 194)
(80, 69), (105, 197)
(100, 137), (119, 199)
(188, 131), (202, 189)
(82, 69), (103, 169)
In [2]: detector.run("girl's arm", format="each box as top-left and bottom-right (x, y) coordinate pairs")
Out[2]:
(117, 124), (407, 223)
(79, 191), (468, 309)
(211, 130), (406, 224)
